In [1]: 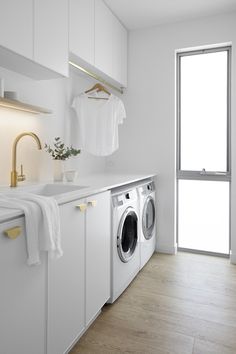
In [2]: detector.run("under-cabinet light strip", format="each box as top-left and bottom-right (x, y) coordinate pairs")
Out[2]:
(69, 61), (124, 94)
(0, 97), (52, 114)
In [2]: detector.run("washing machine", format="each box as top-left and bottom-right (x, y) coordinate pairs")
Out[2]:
(108, 187), (140, 303)
(138, 180), (156, 269)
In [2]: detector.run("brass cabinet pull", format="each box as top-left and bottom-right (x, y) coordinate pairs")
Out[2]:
(76, 203), (87, 212)
(87, 200), (97, 207)
(4, 226), (22, 240)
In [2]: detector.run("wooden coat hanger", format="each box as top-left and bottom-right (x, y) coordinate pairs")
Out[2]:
(85, 83), (111, 100)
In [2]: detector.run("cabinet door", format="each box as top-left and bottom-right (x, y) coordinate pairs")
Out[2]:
(120, 21), (128, 87)
(0, 0), (33, 59)
(112, 15), (128, 87)
(69, 0), (94, 65)
(0, 217), (45, 354)
(47, 199), (85, 354)
(34, 0), (69, 77)
(86, 191), (111, 325)
(94, 0), (113, 77)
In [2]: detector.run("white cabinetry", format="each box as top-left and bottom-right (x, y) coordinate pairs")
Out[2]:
(47, 198), (85, 354)
(0, 0), (33, 59)
(112, 14), (128, 87)
(94, 0), (113, 78)
(0, 0), (68, 78)
(34, 0), (69, 77)
(69, 0), (128, 87)
(86, 192), (111, 325)
(69, 0), (94, 65)
(48, 191), (110, 354)
(0, 217), (45, 354)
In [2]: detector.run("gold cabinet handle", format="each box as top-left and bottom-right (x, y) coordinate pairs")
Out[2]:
(87, 200), (97, 207)
(4, 226), (22, 240)
(76, 203), (87, 212)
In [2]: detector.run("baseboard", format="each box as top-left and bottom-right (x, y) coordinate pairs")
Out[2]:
(65, 309), (102, 353)
(230, 252), (236, 264)
(156, 243), (177, 255)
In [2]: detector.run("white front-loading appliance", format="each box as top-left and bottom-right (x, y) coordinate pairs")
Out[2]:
(108, 187), (140, 303)
(138, 180), (156, 269)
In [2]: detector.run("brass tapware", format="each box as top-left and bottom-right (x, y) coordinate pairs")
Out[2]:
(76, 203), (87, 212)
(87, 200), (97, 207)
(4, 226), (21, 239)
(10, 132), (42, 187)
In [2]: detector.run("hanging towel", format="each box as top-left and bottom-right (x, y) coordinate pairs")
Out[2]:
(12, 193), (63, 260)
(0, 196), (41, 265)
(0, 193), (62, 265)
(72, 93), (126, 156)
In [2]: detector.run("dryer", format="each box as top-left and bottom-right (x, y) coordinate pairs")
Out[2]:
(138, 180), (156, 269)
(108, 187), (140, 303)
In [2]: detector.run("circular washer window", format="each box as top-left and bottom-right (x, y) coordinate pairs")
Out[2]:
(117, 207), (138, 263)
(142, 196), (155, 240)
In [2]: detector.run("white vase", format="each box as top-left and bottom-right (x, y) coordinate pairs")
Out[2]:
(53, 160), (64, 182)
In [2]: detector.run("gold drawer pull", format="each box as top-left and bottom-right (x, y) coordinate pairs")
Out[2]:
(88, 200), (97, 207)
(4, 226), (22, 240)
(76, 203), (87, 212)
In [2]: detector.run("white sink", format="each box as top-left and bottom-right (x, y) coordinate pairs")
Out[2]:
(28, 184), (89, 197)
(12, 183), (88, 197)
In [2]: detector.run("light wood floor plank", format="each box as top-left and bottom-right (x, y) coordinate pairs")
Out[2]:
(70, 252), (236, 354)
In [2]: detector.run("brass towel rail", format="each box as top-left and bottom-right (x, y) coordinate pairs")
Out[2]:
(69, 61), (123, 95)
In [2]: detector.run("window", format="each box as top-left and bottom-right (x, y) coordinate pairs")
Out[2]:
(177, 46), (231, 255)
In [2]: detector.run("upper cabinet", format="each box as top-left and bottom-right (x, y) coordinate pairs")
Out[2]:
(34, 0), (69, 77)
(69, 0), (128, 87)
(94, 0), (113, 78)
(112, 14), (127, 87)
(69, 0), (94, 65)
(0, 0), (33, 59)
(0, 0), (69, 79)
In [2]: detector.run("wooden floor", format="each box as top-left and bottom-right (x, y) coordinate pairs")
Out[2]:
(69, 252), (236, 354)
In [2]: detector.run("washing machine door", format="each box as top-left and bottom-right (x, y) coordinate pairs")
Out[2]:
(117, 207), (138, 263)
(142, 196), (155, 240)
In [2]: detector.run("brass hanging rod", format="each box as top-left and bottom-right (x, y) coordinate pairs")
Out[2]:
(69, 61), (124, 94)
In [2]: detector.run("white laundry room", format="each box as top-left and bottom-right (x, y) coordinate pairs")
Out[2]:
(0, 1), (236, 353)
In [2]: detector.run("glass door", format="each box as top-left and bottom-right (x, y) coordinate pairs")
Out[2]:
(177, 46), (231, 255)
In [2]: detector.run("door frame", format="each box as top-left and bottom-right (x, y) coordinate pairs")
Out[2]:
(176, 45), (231, 256)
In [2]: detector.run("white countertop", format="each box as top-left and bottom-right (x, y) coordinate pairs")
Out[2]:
(0, 173), (156, 223)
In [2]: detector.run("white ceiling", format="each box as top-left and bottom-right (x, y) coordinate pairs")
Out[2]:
(104, 0), (236, 30)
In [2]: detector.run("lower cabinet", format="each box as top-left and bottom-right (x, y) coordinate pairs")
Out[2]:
(0, 217), (46, 354)
(47, 198), (86, 354)
(86, 193), (111, 325)
(47, 191), (111, 354)
(0, 190), (110, 354)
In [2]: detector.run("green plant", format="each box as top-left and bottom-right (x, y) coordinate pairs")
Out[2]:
(45, 137), (80, 160)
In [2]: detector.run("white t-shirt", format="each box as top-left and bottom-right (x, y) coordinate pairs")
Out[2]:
(72, 93), (126, 156)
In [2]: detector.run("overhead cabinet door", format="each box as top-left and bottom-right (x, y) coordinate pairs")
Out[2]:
(112, 15), (127, 87)
(34, 0), (69, 76)
(69, 0), (95, 65)
(94, 0), (113, 77)
(0, 0), (33, 59)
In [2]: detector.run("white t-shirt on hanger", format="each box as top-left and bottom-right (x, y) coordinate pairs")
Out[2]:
(72, 93), (126, 156)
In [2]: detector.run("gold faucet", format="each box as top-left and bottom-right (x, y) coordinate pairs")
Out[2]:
(10, 132), (42, 187)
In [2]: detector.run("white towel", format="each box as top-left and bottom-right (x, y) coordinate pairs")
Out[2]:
(0, 196), (41, 265)
(12, 193), (63, 260)
(0, 193), (62, 265)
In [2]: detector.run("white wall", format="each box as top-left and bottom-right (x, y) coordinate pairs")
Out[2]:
(0, 67), (107, 186)
(107, 12), (236, 260)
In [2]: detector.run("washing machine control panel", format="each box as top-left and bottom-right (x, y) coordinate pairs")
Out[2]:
(141, 181), (155, 196)
(112, 189), (138, 207)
